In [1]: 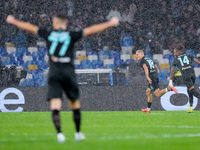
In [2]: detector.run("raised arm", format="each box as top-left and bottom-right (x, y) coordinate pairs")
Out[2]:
(143, 64), (152, 84)
(6, 15), (38, 35)
(83, 17), (119, 37)
(193, 58), (200, 65)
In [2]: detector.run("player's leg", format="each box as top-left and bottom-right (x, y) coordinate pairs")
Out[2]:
(68, 100), (85, 141)
(187, 89), (194, 113)
(63, 78), (85, 141)
(142, 88), (152, 113)
(153, 86), (171, 98)
(48, 76), (65, 143)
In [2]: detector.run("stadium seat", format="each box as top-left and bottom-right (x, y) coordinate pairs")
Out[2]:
(38, 47), (48, 56)
(88, 55), (98, 62)
(93, 64), (103, 69)
(74, 59), (80, 65)
(121, 47), (132, 55)
(104, 64), (115, 69)
(114, 59), (124, 66)
(145, 54), (153, 60)
(28, 47), (38, 54)
(159, 64), (170, 69)
(163, 54), (174, 59)
(32, 51), (44, 61)
(131, 54), (136, 60)
(193, 63), (200, 68)
(6, 47), (16, 54)
(120, 54), (131, 61)
(158, 72), (167, 80)
(160, 68), (170, 74)
(163, 49), (172, 55)
(36, 60), (48, 71)
(159, 79), (168, 85)
(98, 50), (109, 61)
(125, 59), (135, 64)
(44, 55), (49, 62)
(75, 64), (82, 69)
(86, 50), (97, 56)
(23, 56), (33, 62)
(194, 68), (200, 77)
(32, 72), (45, 86)
(81, 60), (93, 69)
(196, 53), (200, 58)
(76, 51), (86, 57)
(185, 49), (195, 57)
(109, 50), (120, 60)
(77, 55), (87, 62)
(103, 59), (114, 66)
(153, 54), (163, 60)
(28, 65), (38, 72)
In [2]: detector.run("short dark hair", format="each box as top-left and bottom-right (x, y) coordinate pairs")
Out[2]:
(53, 14), (68, 23)
(175, 44), (185, 52)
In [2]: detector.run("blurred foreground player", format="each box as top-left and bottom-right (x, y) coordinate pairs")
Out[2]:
(6, 14), (119, 143)
(169, 44), (200, 113)
(136, 50), (172, 113)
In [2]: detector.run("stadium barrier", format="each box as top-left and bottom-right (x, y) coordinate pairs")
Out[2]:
(0, 86), (200, 112)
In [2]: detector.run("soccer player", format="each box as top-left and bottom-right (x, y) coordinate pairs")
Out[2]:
(6, 14), (119, 143)
(169, 44), (200, 113)
(136, 50), (171, 113)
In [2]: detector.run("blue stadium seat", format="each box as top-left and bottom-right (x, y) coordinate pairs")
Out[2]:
(109, 50), (120, 60)
(185, 49), (195, 57)
(125, 59), (135, 64)
(159, 79), (168, 85)
(163, 54), (174, 59)
(114, 59), (124, 66)
(158, 72), (167, 80)
(38, 47), (48, 56)
(93, 64), (103, 69)
(193, 63), (200, 68)
(81, 64), (93, 69)
(86, 50), (97, 56)
(145, 54), (153, 60)
(32, 72), (45, 86)
(36, 60), (48, 71)
(3, 61), (13, 65)
(98, 50), (109, 56)
(92, 59), (103, 66)
(120, 34), (134, 47)
(104, 64), (115, 69)
(75, 64), (82, 69)
(32, 51), (44, 61)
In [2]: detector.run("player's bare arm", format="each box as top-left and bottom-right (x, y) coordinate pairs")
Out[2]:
(193, 58), (200, 65)
(143, 64), (152, 84)
(155, 64), (158, 70)
(83, 17), (119, 37)
(169, 67), (175, 87)
(6, 15), (38, 35)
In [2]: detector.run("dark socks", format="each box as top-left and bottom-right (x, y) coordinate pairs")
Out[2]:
(73, 109), (81, 132)
(147, 102), (152, 108)
(52, 110), (61, 133)
(188, 91), (193, 107)
(190, 89), (200, 99)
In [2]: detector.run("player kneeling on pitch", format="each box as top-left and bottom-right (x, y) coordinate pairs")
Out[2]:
(6, 14), (119, 143)
(136, 50), (172, 113)
(169, 44), (200, 113)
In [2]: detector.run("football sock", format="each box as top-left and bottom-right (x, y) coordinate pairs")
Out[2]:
(52, 110), (61, 133)
(165, 88), (168, 92)
(147, 102), (152, 109)
(188, 90), (193, 107)
(190, 89), (200, 99)
(73, 109), (81, 132)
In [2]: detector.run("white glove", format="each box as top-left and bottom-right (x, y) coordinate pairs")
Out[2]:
(169, 80), (173, 87)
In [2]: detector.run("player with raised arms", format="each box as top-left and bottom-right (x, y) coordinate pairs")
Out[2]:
(136, 50), (172, 113)
(6, 14), (119, 143)
(169, 44), (200, 113)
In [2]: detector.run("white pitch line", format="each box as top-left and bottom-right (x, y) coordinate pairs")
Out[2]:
(99, 133), (200, 140)
(86, 125), (200, 129)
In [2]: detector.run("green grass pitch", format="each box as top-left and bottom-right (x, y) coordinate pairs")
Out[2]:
(0, 111), (200, 150)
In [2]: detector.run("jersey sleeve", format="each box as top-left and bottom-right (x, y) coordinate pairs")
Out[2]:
(172, 59), (177, 67)
(70, 29), (84, 42)
(140, 59), (145, 68)
(187, 54), (195, 60)
(37, 28), (50, 39)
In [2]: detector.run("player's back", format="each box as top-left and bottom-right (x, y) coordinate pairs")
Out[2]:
(37, 28), (83, 74)
(140, 57), (157, 76)
(173, 54), (195, 78)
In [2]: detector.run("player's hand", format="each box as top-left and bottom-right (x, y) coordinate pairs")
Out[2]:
(147, 77), (152, 84)
(109, 17), (119, 27)
(169, 80), (173, 87)
(6, 15), (16, 24)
